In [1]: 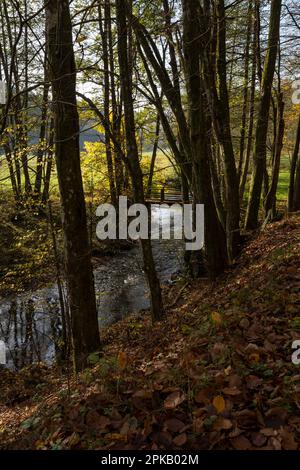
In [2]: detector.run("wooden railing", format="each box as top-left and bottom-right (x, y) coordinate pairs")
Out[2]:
(146, 187), (184, 203)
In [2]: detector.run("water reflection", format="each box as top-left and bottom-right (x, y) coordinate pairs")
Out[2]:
(0, 205), (184, 369)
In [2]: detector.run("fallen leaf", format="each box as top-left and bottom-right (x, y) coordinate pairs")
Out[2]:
(173, 433), (187, 446)
(249, 353), (260, 364)
(165, 418), (185, 433)
(132, 389), (153, 399)
(246, 375), (263, 390)
(213, 417), (233, 431)
(106, 433), (127, 442)
(164, 391), (186, 410)
(212, 395), (225, 413)
(280, 429), (298, 450)
(231, 435), (252, 450)
(269, 437), (281, 450)
(251, 432), (267, 448)
(265, 407), (288, 429)
(223, 386), (241, 396)
(211, 311), (222, 326)
(118, 351), (127, 370)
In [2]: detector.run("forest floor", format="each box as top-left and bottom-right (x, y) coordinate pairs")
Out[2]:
(1, 215), (300, 450)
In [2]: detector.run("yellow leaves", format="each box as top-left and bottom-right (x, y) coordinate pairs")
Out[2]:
(211, 311), (222, 326)
(63, 432), (81, 448)
(249, 352), (260, 364)
(106, 433), (127, 442)
(118, 351), (127, 370)
(76, 34), (88, 44)
(212, 395), (225, 413)
(35, 439), (46, 450)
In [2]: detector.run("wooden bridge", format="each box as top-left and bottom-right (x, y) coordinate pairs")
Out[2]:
(146, 187), (188, 204)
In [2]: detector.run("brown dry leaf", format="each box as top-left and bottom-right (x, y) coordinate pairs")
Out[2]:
(246, 375), (263, 390)
(194, 389), (210, 405)
(260, 428), (277, 437)
(223, 386), (241, 396)
(85, 410), (101, 427)
(164, 391), (186, 410)
(132, 389), (153, 399)
(118, 351), (127, 370)
(173, 433), (187, 447)
(85, 410), (110, 429)
(265, 407), (288, 429)
(212, 395), (225, 413)
(164, 418), (185, 433)
(63, 432), (80, 447)
(231, 435), (252, 450)
(213, 417), (233, 431)
(98, 415), (111, 429)
(251, 432), (267, 448)
(154, 431), (173, 447)
(235, 409), (257, 429)
(280, 429), (298, 450)
(269, 437), (282, 450)
(68, 406), (80, 421)
(228, 374), (242, 388)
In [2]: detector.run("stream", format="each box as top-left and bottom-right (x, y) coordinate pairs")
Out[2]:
(0, 205), (184, 369)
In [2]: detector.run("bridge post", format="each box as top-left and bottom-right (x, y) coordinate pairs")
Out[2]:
(160, 187), (165, 202)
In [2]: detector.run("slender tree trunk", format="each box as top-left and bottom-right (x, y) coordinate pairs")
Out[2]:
(215, 0), (240, 261)
(238, 0), (253, 181)
(34, 53), (50, 198)
(288, 115), (300, 212)
(264, 91), (285, 219)
(146, 113), (160, 198)
(116, 0), (163, 321)
(106, 0), (124, 197)
(4, 144), (19, 200)
(46, 0), (100, 371)
(294, 150), (300, 211)
(42, 118), (54, 203)
(240, 0), (258, 203)
(182, 0), (228, 279)
(245, 0), (282, 229)
(99, 1), (117, 206)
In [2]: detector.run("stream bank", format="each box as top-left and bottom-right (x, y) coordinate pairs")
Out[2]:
(0, 205), (185, 369)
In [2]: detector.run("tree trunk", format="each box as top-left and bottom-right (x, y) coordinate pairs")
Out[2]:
(116, 0), (163, 321)
(238, 0), (253, 182)
(288, 115), (300, 212)
(239, 11), (257, 203)
(264, 91), (285, 219)
(46, 0), (100, 371)
(99, 1), (117, 206)
(294, 149), (300, 211)
(182, 0), (228, 279)
(34, 53), (50, 198)
(245, 0), (282, 229)
(42, 118), (54, 204)
(146, 113), (160, 198)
